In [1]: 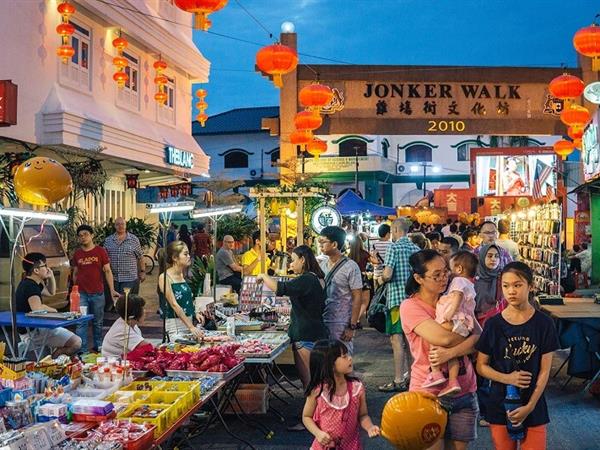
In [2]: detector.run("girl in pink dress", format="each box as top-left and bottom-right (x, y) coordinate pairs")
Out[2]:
(302, 340), (380, 449)
(422, 251), (479, 397)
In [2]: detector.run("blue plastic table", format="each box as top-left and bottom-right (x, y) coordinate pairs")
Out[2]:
(0, 312), (93, 361)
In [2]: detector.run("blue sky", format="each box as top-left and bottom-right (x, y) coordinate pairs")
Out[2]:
(192, 0), (599, 115)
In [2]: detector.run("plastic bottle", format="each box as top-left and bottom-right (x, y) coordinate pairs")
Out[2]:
(70, 285), (80, 313)
(226, 317), (236, 337)
(504, 385), (526, 441)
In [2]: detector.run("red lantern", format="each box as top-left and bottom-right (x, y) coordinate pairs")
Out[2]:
(113, 71), (129, 88)
(174, 0), (228, 31)
(306, 138), (327, 158)
(196, 89), (207, 98)
(154, 75), (168, 86)
(196, 112), (208, 126)
(112, 37), (128, 53)
(554, 140), (575, 160)
(113, 56), (128, 69)
(568, 125), (584, 140)
(256, 44), (298, 88)
(154, 92), (167, 104)
(196, 100), (208, 111)
(548, 73), (584, 100)
(170, 185), (180, 197)
(299, 83), (334, 110)
(56, 45), (75, 63)
(294, 110), (323, 131)
(560, 104), (591, 127)
(290, 130), (313, 145)
(153, 60), (168, 72)
(56, 23), (75, 37)
(57, 1), (75, 17)
(125, 174), (139, 190)
(573, 23), (600, 71)
(573, 138), (582, 149)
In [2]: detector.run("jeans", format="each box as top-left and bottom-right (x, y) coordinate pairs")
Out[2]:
(220, 274), (242, 294)
(76, 292), (105, 352)
(326, 322), (353, 354)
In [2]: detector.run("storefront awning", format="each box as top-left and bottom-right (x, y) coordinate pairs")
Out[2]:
(569, 177), (600, 195)
(40, 85), (209, 177)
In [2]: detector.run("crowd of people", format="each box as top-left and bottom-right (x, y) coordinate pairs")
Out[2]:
(14, 212), (585, 449)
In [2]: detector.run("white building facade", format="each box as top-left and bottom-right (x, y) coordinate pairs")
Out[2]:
(0, 0), (210, 221)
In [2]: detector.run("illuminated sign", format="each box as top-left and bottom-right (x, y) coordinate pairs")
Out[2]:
(165, 146), (194, 169)
(310, 206), (341, 233)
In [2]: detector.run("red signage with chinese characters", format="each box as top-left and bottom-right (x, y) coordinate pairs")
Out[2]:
(0, 80), (18, 126)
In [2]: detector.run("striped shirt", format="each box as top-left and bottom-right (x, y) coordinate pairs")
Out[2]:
(104, 232), (142, 282)
(371, 239), (392, 263)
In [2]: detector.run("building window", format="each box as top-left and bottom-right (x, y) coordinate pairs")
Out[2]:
(59, 19), (90, 92)
(223, 150), (249, 168)
(269, 149), (280, 166)
(339, 139), (367, 156)
(456, 143), (471, 161)
(405, 144), (432, 162)
(157, 76), (175, 125)
(116, 50), (139, 111)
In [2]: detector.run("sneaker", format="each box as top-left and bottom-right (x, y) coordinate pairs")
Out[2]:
(438, 380), (461, 398)
(378, 380), (409, 392)
(422, 371), (447, 388)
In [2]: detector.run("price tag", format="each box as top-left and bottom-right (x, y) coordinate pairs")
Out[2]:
(6, 436), (27, 450)
(23, 427), (51, 450)
(44, 421), (67, 446)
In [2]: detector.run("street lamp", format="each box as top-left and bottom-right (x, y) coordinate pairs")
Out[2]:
(0, 208), (68, 357)
(190, 205), (243, 300)
(146, 201), (195, 342)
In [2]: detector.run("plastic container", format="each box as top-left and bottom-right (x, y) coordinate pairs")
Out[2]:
(70, 285), (80, 313)
(72, 411), (117, 423)
(72, 424), (156, 450)
(0, 388), (13, 407)
(146, 392), (187, 415)
(104, 391), (150, 404)
(160, 381), (201, 403)
(225, 384), (269, 415)
(117, 403), (174, 437)
(119, 381), (166, 392)
(504, 385), (525, 441)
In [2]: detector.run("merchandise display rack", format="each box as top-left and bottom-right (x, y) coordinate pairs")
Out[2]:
(513, 203), (562, 295)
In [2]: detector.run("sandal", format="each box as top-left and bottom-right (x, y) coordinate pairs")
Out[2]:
(378, 380), (409, 392)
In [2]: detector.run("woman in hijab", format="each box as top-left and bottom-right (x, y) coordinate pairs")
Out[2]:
(474, 244), (507, 328)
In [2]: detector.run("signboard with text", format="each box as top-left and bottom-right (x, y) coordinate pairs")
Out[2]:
(165, 145), (194, 169)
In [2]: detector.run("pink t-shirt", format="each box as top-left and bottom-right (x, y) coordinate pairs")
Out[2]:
(400, 295), (477, 395)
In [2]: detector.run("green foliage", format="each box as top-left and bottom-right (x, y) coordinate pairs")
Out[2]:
(94, 218), (157, 250)
(217, 214), (257, 241)
(56, 205), (88, 255)
(64, 158), (107, 203)
(188, 256), (215, 297)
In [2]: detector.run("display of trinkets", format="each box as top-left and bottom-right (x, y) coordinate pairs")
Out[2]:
(513, 203), (562, 295)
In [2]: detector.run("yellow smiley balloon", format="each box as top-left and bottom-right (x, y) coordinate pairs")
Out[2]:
(14, 157), (73, 206)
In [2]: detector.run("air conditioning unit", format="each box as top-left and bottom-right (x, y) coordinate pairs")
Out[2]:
(396, 164), (406, 174)
(250, 169), (259, 178)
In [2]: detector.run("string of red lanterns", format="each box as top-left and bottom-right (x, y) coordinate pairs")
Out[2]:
(56, 2), (76, 63)
(112, 32), (129, 88)
(174, 0), (228, 31)
(196, 89), (208, 127)
(154, 59), (168, 104)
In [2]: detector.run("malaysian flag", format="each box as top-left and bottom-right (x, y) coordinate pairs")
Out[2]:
(532, 159), (553, 200)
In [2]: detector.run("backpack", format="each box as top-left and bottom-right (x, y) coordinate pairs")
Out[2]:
(367, 283), (388, 333)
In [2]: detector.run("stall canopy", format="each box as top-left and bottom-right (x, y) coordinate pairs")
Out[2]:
(336, 190), (396, 216)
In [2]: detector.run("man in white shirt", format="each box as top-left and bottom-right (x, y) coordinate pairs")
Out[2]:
(371, 223), (392, 264)
(495, 219), (520, 261)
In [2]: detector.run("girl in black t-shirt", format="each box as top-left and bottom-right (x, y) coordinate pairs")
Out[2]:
(476, 262), (559, 450)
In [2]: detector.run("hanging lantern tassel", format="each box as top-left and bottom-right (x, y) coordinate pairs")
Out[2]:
(112, 34), (129, 89)
(56, 2), (76, 63)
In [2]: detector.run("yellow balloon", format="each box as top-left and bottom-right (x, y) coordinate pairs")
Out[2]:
(288, 200), (297, 213)
(270, 199), (280, 215)
(14, 157), (73, 206)
(428, 213), (441, 225)
(381, 391), (447, 450)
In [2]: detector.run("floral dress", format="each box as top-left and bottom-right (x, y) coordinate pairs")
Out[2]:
(311, 380), (363, 450)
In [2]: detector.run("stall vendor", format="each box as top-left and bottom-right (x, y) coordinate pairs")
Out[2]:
(256, 245), (328, 390)
(102, 295), (153, 358)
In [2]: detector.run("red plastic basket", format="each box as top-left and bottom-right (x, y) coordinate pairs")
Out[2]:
(73, 424), (156, 450)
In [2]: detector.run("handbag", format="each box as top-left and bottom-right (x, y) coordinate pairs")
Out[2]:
(367, 283), (388, 333)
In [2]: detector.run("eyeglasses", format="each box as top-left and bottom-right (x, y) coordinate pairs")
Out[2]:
(424, 270), (450, 281)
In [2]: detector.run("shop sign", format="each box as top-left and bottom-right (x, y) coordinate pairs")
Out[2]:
(310, 206), (341, 233)
(303, 155), (396, 174)
(165, 146), (194, 169)
(0, 80), (18, 127)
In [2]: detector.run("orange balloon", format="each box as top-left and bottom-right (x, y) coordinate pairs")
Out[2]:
(381, 391), (447, 450)
(14, 157), (73, 206)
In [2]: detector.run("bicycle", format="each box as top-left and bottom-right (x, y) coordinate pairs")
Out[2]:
(142, 254), (156, 275)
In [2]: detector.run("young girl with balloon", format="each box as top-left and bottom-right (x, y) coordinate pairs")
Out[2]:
(302, 340), (380, 449)
(476, 262), (559, 450)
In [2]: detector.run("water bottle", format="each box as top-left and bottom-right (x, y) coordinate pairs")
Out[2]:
(69, 285), (80, 313)
(504, 385), (525, 440)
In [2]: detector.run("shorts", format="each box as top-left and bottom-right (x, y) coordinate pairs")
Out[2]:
(20, 327), (75, 349)
(293, 341), (315, 351)
(385, 307), (403, 335)
(438, 392), (478, 442)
